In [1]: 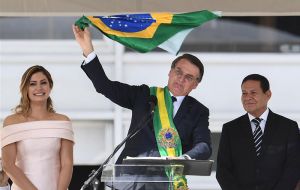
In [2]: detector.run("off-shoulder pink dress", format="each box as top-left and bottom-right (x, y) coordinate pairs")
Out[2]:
(1, 120), (74, 190)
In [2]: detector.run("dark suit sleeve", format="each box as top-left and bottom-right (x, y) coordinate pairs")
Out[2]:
(185, 106), (211, 160)
(274, 122), (300, 190)
(81, 56), (148, 110)
(216, 124), (240, 190)
(185, 142), (211, 160)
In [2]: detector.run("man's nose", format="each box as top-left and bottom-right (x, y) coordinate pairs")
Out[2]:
(178, 75), (185, 82)
(244, 94), (253, 100)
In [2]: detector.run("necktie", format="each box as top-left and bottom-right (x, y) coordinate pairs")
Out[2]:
(171, 96), (177, 103)
(171, 96), (177, 117)
(252, 118), (263, 157)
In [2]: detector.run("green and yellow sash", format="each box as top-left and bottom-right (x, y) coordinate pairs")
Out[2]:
(150, 86), (188, 190)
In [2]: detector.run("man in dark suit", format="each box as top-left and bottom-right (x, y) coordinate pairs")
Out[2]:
(73, 26), (211, 189)
(216, 74), (300, 190)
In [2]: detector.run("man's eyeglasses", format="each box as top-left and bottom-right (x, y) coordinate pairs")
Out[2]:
(172, 67), (199, 83)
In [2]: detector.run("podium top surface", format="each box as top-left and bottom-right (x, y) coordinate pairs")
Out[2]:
(123, 157), (214, 176)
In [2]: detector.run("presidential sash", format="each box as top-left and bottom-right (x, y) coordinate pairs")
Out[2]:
(150, 86), (188, 190)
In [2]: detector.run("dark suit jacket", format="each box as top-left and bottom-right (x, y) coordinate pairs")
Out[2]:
(216, 110), (300, 190)
(81, 56), (212, 164)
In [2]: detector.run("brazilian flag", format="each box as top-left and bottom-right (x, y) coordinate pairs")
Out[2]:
(75, 10), (220, 55)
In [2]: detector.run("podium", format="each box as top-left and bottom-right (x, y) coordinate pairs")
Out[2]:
(101, 158), (213, 190)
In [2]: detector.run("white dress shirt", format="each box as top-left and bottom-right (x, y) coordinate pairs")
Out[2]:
(248, 108), (269, 134)
(83, 51), (96, 64)
(0, 185), (10, 190)
(170, 94), (184, 117)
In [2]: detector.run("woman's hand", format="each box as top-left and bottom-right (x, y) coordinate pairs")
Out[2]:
(0, 171), (9, 187)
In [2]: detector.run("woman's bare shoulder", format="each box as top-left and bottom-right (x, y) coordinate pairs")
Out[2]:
(52, 113), (70, 121)
(3, 114), (26, 127)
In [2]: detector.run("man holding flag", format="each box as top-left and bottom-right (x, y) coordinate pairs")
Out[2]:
(73, 22), (211, 189)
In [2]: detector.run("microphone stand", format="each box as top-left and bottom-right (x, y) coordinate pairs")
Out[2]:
(80, 111), (155, 190)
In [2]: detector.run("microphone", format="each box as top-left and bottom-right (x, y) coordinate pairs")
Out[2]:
(80, 95), (157, 190)
(148, 95), (157, 114)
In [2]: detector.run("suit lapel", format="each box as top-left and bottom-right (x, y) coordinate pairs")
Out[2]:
(261, 110), (277, 155)
(173, 96), (190, 128)
(240, 114), (258, 158)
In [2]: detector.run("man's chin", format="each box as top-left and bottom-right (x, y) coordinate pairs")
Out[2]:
(244, 107), (255, 113)
(173, 87), (185, 95)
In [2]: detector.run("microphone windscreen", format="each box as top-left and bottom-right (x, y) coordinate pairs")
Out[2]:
(148, 95), (157, 106)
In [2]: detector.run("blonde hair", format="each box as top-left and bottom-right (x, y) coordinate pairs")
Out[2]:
(14, 65), (55, 116)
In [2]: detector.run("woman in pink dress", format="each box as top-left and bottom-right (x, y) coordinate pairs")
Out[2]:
(1, 65), (74, 190)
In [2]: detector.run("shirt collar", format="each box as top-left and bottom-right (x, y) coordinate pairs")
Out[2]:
(169, 92), (185, 104)
(248, 108), (269, 122)
(169, 91), (185, 102)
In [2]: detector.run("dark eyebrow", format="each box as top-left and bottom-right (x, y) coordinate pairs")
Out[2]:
(176, 67), (197, 78)
(30, 79), (47, 82)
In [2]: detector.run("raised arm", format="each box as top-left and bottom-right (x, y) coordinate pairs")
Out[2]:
(72, 25), (94, 56)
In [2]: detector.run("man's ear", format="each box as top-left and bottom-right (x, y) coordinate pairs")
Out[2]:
(266, 90), (272, 99)
(192, 81), (199, 89)
(168, 70), (172, 77)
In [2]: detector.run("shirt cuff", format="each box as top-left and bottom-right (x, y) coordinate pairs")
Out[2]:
(0, 184), (10, 190)
(180, 154), (191, 160)
(83, 51), (96, 65)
